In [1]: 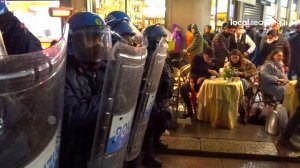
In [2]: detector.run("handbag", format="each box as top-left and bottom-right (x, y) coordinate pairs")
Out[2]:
(167, 39), (175, 52)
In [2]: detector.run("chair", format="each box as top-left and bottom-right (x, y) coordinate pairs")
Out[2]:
(177, 64), (198, 115)
(247, 72), (280, 121)
(178, 64), (191, 87)
(169, 67), (180, 113)
(169, 64), (191, 114)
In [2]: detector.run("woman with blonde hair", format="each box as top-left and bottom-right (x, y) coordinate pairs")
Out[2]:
(260, 49), (289, 101)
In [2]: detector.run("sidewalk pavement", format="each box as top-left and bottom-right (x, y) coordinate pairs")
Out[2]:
(159, 119), (300, 163)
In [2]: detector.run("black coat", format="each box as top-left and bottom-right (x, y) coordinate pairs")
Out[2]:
(190, 55), (217, 82)
(59, 55), (106, 168)
(288, 31), (300, 73)
(257, 41), (276, 66)
(0, 12), (42, 55)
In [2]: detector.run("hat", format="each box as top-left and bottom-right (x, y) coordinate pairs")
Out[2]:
(203, 47), (215, 59)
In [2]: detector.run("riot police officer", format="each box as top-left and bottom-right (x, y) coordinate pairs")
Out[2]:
(141, 24), (174, 167)
(59, 12), (111, 168)
(0, 0), (42, 54)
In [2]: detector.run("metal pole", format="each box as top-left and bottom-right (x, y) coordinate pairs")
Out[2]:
(215, 0), (218, 31)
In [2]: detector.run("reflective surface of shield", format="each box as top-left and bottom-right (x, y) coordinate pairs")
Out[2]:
(126, 38), (168, 161)
(88, 39), (147, 168)
(0, 26), (69, 167)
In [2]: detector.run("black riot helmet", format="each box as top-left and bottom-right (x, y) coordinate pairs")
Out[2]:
(67, 12), (112, 68)
(143, 24), (172, 50)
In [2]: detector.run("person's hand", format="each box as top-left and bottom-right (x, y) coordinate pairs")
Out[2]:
(182, 49), (187, 53)
(243, 52), (250, 58)
(284, 66), (289, 73)
(233, 71), (243, 77)
(277, 78), (289, 84)
(196, 77), (205, 85)
(208, 69), (219, 76)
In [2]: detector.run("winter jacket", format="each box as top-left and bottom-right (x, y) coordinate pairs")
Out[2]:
(212, 32), (231, 67)
(187, 25), (203, 57)
(260, 61), (287, 100)
(0, 12), (42, 54)
(224, 58), (257, 79)
(288, 30), (300, 74)
(59, 55), (106, 168)
(258, 37), (291, 66)
(190, 54), (217, 82)
(203, 32), (215, 47)
(186, 31), (194, 47)
(171, 24), (184, 53)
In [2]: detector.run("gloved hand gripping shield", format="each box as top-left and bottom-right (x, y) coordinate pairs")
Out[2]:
(0, 25), (69, 168)
(88, 38), (148, 168)
(126, 38), (168, 161)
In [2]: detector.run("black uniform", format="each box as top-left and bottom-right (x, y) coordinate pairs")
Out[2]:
(0, 12), (42, 54)
(59, 55), (106, 168)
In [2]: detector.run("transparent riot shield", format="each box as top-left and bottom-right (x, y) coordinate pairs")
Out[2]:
(126, 38), (168, 161)
(88, 39), (147, 168)
(0, 25), (69, 168)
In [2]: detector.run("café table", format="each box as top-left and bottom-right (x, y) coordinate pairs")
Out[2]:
(197, 78), (244, 129)
(283, 80), (299, 118)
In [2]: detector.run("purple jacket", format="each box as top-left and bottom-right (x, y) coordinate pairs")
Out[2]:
(172, 24), (184, 53)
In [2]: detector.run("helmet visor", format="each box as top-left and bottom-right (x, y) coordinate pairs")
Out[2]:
(72, 26), (112, 64)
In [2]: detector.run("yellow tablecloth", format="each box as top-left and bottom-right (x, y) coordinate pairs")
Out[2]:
(283, 80), (299, 118)
(197, 78), (244, 129)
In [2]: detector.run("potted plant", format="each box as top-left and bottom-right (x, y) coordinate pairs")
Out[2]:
(223, 68), (234, 82)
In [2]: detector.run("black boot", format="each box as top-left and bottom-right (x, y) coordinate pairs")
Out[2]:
(141, 155), (162, 167)
(182, 107), (193, 119)
(239, 106), (248, 125)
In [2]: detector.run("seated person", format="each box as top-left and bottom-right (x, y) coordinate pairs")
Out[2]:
(224, 49), (257, 124)
(260, 49), (289, 101)
(180, 47), (218, 118)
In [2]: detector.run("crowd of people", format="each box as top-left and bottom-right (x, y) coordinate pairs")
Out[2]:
(168, 20), (300, 151)
(1, 0), (300, 166)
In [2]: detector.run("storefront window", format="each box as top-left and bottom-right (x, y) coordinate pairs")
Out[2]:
(292, 0), (297, 10)
(280, 0), (288, 25)
(291, 0), (298, 22)
(96, 0), (126, 19)
(96, 0), (165, 29)
(210, 0), (217, 31)
(281, 0), (288, 7)
(127, 0), (144, 27)
(264, 3), (276, 26)
(6, 1), (61, 48)
(216, 0), (228, 28)
(142, 0), (166, 27)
